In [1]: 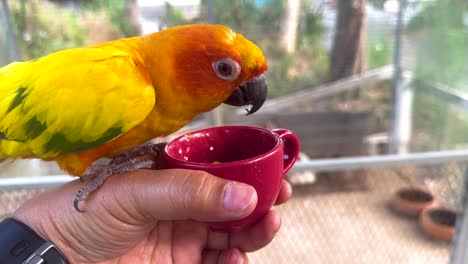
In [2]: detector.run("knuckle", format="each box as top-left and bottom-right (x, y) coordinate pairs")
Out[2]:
(181, 170), (220, 212)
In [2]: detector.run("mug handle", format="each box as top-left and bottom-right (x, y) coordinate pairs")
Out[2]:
(272, 129), (300, 175)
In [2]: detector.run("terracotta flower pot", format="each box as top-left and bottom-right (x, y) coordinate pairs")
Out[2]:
(420, 207), (456, 243)
(390, 188), (435, 217)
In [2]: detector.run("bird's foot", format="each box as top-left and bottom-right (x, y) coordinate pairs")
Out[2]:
(109, 142), (167, 166)
(74, 142), (167, 212)
(79, 164), (106, 182)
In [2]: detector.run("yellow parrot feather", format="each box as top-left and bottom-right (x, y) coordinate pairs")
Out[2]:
(0, 24), (268, 176)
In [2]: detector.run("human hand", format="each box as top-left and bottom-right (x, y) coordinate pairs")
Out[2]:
(13, 169), (292, 264)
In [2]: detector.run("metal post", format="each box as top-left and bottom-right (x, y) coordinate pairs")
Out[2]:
(396, 72), (413, 153)
(389, 0), (407, 154)
(450, 168), (468, 263)
(1, 0), (20, 61)
(5, 150), (468, 189)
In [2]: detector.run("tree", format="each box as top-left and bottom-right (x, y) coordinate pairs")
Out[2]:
(279, 0), (300, 53)
(329, 0), (366, 81)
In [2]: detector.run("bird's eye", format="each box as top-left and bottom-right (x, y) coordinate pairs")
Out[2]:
(213, 58), (241, 81)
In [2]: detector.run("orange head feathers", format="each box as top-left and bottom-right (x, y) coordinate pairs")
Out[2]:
(139, 24), (268, 115)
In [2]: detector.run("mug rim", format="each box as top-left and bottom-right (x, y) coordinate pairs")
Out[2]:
(165, 125), (282, 167)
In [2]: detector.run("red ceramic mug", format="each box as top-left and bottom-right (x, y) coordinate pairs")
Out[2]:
(164, 125), (300, 231)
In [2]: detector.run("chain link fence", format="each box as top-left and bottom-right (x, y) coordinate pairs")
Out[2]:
(0, 188), (45, 219)
(249, 160), (464, 263)
(0, 153), (465, 264)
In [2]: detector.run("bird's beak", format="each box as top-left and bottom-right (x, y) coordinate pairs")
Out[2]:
(223, 74), (268, 115)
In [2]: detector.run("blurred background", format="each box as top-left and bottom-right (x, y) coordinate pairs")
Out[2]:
(0, 0), (467, 263)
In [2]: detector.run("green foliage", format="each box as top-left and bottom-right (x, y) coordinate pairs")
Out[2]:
(410, 0), (467, 88)
(265, 45), (329, 98)
(412, 82), (449, 151)
(415, 30), (466, 88)
(4, 0), (330, 98)
(297, 9), (324, 49)
(78, 0), (127, 10)
(8, 0), (87, 60)
(257, 0), (283, 35)
(213, 0), (260, 36)
(407, 1), (465, 32)
(265, 2), (328, 97)
(162, 3), (189, 27)
(409, 1), (468, 151)
(5, 0), (140, 61)
(412, 81), (468, 151)
(80, 0), (139, 37)
(367, 34), (392, 69)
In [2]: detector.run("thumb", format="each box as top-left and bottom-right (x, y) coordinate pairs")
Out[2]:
(107, 169), (258, 222)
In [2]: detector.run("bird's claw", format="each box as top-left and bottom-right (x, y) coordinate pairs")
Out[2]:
(73, 189), (86, 212)
(74, 156), (158, 212)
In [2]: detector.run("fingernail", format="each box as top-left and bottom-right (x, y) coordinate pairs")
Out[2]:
(220, 249), (244, 264)
(223, 182), (256, 213)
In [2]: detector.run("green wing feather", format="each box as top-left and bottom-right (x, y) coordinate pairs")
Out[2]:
(0, 47), (155, 158)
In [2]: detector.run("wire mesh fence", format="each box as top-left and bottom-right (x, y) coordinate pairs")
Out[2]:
(0, 188), (45, 220)
(0, 156), (465, 264)
(249, 160), (464, 264)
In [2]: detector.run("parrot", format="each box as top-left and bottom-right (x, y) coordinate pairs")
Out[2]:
(0, 24), (268, 211)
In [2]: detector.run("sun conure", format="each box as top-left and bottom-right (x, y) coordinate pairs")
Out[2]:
(0, 24), (268, 210)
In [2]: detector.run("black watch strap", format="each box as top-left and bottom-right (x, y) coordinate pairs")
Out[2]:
(0, 217), (69, 264)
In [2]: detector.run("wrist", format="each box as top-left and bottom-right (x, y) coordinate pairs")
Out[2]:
(0, 217), (69, 263)
(13, 199), (81, 263)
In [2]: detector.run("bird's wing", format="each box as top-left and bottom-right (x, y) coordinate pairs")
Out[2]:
(0, 47), (155, 157)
